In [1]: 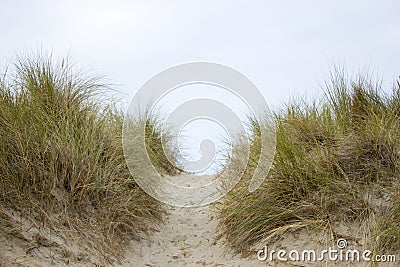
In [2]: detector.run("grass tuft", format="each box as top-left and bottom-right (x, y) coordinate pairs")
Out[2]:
(219, 69), (400, 255)
(0, 53), (177, 263)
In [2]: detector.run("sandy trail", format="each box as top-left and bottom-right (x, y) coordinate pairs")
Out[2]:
(120, 174), (264, 267)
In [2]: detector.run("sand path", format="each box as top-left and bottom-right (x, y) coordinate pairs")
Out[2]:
(119, 174), (264, 267)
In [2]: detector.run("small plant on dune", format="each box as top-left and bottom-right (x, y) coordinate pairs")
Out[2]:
(219, 70), (400, 256)
(0, 54), (177, 263)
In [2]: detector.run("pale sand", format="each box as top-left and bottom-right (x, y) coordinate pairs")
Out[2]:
(118, 174), (264, 267)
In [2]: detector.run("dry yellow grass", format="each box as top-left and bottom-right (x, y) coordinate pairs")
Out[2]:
(0, 53), (179, 264)
(219, 70), (400, 256)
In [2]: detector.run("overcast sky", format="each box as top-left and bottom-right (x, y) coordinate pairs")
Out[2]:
(2, 0), (399, 104)
(1, 0), (399, 173)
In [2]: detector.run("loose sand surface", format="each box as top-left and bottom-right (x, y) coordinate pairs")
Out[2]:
(119, 174), (264, 267)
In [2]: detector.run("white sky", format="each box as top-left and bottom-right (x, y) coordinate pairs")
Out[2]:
(1, 0), (399, 173)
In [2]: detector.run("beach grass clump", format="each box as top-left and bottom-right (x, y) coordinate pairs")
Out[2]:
(219, 70), (400, 255)
(0, 54), (177, 262)
(143, 114), (182, 176)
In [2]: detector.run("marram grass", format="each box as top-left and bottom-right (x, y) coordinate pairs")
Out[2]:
(219, 71), (400, 255)
(0, 54), (179, 263)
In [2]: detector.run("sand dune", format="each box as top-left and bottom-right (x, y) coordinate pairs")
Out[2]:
(1, 175), (397, 266)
